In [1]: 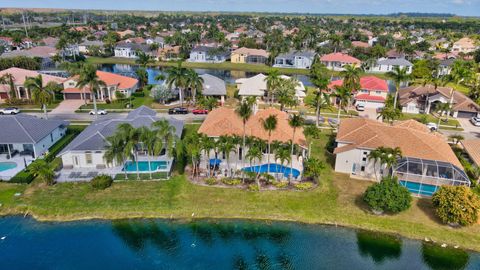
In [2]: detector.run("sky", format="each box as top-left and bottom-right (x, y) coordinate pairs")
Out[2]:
(2, 0), (480, 16)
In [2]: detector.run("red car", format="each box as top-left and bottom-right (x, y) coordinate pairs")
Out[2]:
(192, 108), (209, 115)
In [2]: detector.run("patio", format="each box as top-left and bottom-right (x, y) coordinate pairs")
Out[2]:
(0, 154), (35, 181)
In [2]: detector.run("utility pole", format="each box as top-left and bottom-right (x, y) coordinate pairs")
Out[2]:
(22, 12), (29, 39)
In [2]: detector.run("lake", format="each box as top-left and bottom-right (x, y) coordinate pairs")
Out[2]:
(0, 217), (478, 269)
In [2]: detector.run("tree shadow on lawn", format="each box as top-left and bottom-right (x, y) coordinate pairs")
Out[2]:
(416, 198), (444, 225)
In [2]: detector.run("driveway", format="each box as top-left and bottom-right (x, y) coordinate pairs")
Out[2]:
(358, 108), (378, 120)
(51, 100), (85, 114)
(456, 117), (480, 139)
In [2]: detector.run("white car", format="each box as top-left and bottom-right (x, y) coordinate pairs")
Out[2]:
(0, 107), (20, 115)
(355, 103), (365, 111)
(89, 109), (108, 115)
(471, 117), (480, 127)
(426, 122), (438, 131)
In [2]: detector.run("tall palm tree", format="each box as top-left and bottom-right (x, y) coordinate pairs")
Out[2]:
(261, 115), (278, 175)
(275, 145), (291, 180)
(135, 68), (148, 89)
(199, 134), (215, 177)
(29, 160), (55, 186)
(265, 69), (281, 106)
(135, 51), (153, 68)
(288, 114), (304, 181)
(333, 85), (352, 126)
(152, 119), (177, 159)
(340, 64), (362, 94)
(116, 123), (141, 180)
(276, 78), (298, 111)
(376, 147), (402, 177)
(235, 101), (253, 179)
(436, 102), (452, 129)
(186, 69), (204, 105)
(165, 62), (189, 106)
(309, 63), (331, 127)
(138, 126), (156, 180)
(24, 75), (55, 119)
(246, 145), (263, 185)
(310, 91), (331, 127)
(218, 135), (236, 177)
(0, 73), (16, 98)
(367, 149), (382, 181)
(386, 66), (410, 109)
(104, 134), (128, 179)
(76, 64), (106, 119)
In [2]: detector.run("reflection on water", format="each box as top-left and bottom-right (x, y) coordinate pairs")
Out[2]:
(1, 217), (480, 269)
(422, 242), (469, 270)
(356, 230), (402, 263)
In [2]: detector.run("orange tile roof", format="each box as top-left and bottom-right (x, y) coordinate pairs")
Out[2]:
(68, 71), (138, 90)
(328, 76), (388, 92)
(198, 107), (307, 147)
(0, 67), (64, 86)
(351, 41), (370, 48)
(461, 139), (480, 166)
(232, 47), (269, 58)
(320, 53), (361, 64)
(334, 118), (462, 167)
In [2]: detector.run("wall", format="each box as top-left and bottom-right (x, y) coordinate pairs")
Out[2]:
(61, 151), (107, 169)
(34, 126), (67, 158)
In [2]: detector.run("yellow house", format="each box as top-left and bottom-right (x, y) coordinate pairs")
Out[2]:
(231, 47), (269, 64)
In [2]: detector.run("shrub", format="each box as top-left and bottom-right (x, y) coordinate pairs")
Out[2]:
(363, 177), (411, 213)
(273, 181), (288, 189)
(91, 175), (114, 190)
(248, 184), (259, 192)
(294, 182), (313, 190)
(304, 125), (321, 139)
(432, 186), (480, 226)
(9, 170), (35, 184)
(221, 178), (241, 186)
(205, 178), (217, 185)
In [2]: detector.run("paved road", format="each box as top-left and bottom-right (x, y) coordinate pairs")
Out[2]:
(26, 112), (208, 122)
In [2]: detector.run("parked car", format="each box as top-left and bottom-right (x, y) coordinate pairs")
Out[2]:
(168, 107), (188, 115)
(470, 116), (480, 127)
(376, 107), (383, 113)
(355, 103), (365, 111)
(426, 122), (438, 131)
(89, 109), (108, 115)
(192, 108), (208, 115)
(0, 107), (20, 115)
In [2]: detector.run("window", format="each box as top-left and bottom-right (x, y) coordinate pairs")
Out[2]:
(73, 156), (79, 166)
(361, 166), (366, 172)
(362, 151), (368, 162)
(50, 134), (53, 142)
(375, 91), (382, 95)
(86, 152), (93, 164)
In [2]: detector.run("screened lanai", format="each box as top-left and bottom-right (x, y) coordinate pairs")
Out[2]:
(394, 157), (470, 197)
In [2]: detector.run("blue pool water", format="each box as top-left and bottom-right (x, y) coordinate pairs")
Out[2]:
(123, 161), (167, 172)
(0, 162), (17, 172)
(242, 163), (300, 178)
(399, 180), (439, 196)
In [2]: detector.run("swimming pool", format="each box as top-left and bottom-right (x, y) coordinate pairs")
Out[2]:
(0, 162), (17, 172)
(399, 180), (439, 196)
(242, 163), (300, 178)
(123, 161), (168, 172)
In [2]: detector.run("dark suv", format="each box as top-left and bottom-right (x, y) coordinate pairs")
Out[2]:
(168, 107), (188, 114)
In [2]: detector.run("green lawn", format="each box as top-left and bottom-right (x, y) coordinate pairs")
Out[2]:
(398, 113), (461, 127)
(447, 82), (470, 95)
(78, 91), (154, 111)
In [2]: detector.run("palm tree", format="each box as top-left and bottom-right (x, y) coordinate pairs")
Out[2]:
(288, 114), (304, 181)
(218, 135), (236, 177)
(104, 134), (128, 180)
(29, 160), (55, 186)
(76, 64), (106, 119)
(332, 85), (352, 126)
(152, 119), (177, 160)
(449, 134), (464, 145)
(436, 102), (452, 129)
(135, 68), (148, 89)
(186, 69), (204, 105)
(138, 126), (156, 180)
(135, 51), (153, 68)
(265, 69), (281, 106)
(246, 145), (263, 186)
(24, 75), (55, 119)
(275, 146), (291, 181)
(235, 101), (253, 179)
(165, 62), (189, 106)
(116, 123), (141, 180)
(261, 115), (278, 175)
(310, 91), (331, 127)
(367, 149), (382, 181)
(376, 147), (402, 177)
(377, 105), (402, 124)
(329, 34), (342, 53)
(0, 73), (16, 98)
(276, 78), (298, 111)
(386, 66), (411, 109)
(309, 63), (331, 127)
(199, 134), (215, 177)
(340, 64), (362, 94)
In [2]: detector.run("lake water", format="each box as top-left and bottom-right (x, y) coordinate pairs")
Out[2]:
(0, 217), (478, 269)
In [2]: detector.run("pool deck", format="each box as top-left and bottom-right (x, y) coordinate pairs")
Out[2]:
(199, 153), (304, 180)
(0, 154), (35, 181)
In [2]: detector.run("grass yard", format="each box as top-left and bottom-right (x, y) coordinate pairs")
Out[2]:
(78, 90), (154, 111)
(0, 131), (480, 250)
(398, 113), (461, 127)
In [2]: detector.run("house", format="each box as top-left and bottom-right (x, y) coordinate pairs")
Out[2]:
(351, 41), (370, 48)
(273, 51), (315, 69)
(334, 118), (470, 196)
(78, 40), (105, 54)
(236, 74), (306, 105)
(386, 49), (406, 59)
(320, 53), (361, 71)
(328, 76), (389, 109)
(461, 139), (480, 167)
(189, 46), (229, 63)
(0, 115), (68, 180)
(0, 46), (58, 68)
(58, 106), (183, 180)
(200, 74), (227, 105)
(398, 85), (480, 118)
(231, 47), (269, 64)
(157, 45), (181, 61)
(197, 107), (307, 179)
(117, 29), (135, 38)
(368, 58), (413, 74)
(438, 59), (455, 76)
(0, 68), (64, 100)
(114, 43), (153, 59)
(146, 37), (164, 48)
(62, 71), (138, 101)
(452, 37), (477, 54)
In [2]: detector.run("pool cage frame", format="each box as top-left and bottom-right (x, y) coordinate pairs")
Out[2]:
(394, 157), (470, 197)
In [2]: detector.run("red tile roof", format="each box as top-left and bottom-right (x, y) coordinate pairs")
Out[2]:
(328, 76), (388, 92)
(355, 94), (386, 102)
(320, 53), (361, 64)
(96, 71), (138, 89)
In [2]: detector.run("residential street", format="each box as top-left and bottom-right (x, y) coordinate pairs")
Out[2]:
(26, 112), (208, 122)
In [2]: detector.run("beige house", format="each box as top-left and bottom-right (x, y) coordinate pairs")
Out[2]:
(231, 47), (269, 64)
(452, 37), (478, 54)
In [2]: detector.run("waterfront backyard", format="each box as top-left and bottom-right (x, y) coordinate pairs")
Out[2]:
(1, 132), (480, 252)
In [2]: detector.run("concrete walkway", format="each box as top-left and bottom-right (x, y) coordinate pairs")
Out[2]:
(51, 100), (85, 114)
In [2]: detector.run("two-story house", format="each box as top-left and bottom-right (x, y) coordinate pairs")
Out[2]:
(328, 76), (388, 109)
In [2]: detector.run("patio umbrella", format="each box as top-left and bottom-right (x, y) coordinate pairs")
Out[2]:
(209, 159), (222, 166)
(23, 158), (27, 168)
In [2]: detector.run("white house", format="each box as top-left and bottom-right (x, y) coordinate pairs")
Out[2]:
(273, 51), (315, 69)
(320, 53), (361, 71)
(189, 46), (229, 63)
(114, 43), (153, 59)
(368, 58), (413, 74)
